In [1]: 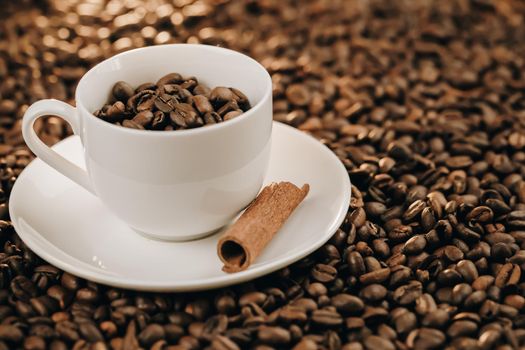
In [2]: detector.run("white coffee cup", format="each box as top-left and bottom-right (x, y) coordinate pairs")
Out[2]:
(22, 44), (273, 241)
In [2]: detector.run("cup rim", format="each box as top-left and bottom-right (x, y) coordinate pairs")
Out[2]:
(75, 44), (272, 137)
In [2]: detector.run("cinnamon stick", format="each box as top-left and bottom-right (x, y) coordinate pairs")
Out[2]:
(217, 181), (310, 273)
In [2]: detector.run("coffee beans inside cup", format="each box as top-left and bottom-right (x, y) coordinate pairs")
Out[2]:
(94, 73), (251, 131)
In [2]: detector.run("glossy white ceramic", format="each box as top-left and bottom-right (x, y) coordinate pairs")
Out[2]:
(10, 122), (351, 291)
(22, 44), (273, 241)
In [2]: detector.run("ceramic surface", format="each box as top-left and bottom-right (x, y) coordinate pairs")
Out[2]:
(22, 44), (273, 240)
(10, 122), (351, 291)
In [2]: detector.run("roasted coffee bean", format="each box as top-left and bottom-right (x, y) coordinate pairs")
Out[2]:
(201, 314), (228, 338)
(466, 206), (493, 223)
(330, 294), (364, 315)
(138, 324), (165, 347)
(451, 283), (473, 305)
(204, 112), (222, 125)
(30, 295), (59, 316)
(479, 329), (502, 349)
(60, 273), (80, 291)
(422, 309), (449, 328)
(388, 225), (413, 243)
(291, 298), (317, 313)
(193, 85), (211, 96)
(24, 335), (45, 350)
(223, 110), (243, 121)
(495, 263), (521, 287)
(360, 284), (387, 302)
(10, 276), (37, 301)
(311, 309), (343, 327)
(364, 256), (381, 271)
(76, 288), (99, 303)
(307, 282), (327, 298)
(455, 260), (478, 283)
(135, 83), (157, 93)
(164, 324), (184, 342)
(363, 335), (395, 350)
(112, 81), (134, 102)
(47, 285), (73, 309)
(472, 275), (495, 291)
(122, 119), (144, 130)
(491, 242), (513, 261)
(170, 103), (200, 128)
(132, 111), (154, 127)
(504, 294), (525, 310)
(393, 309), (417, 334)
(258, 326), (291, 345)
(311, 264), (337, 283)
(218, 100), (240, 118)
(359, 268), (390, 284)
(49, 340), (68, 350)
(231, 88), (250, 111)
(0, 324), (23, 342)
(151, 111), (168, 130)
(210, 87), (234, 106)
(211, 335), (241, 350)
(408, 328), (446, 349)
(154, 95), (174, 113)
(442, 245), (464, 262)
(403, 200), (426, 221)
(347, 251), (366, 277)
(279, 306), (307, 323)
(215, 294), (236, 315)
(157, 73), (183, 87)
(362, 305), (389, 325)
(286, 85), (311, 107)
(447, 320), (478, 338)
(105, 101), (126, 121)
(393, 281), (423, 305)
(55, 321), (79, 342)
(239, 292), (266, 307)
(403, 235), (427, 255)
(192, 95), (213, 114)
(135, 92), (156, 112)
(365, 202), (387, 217)
(464, 291), (487, 309)
(437, 269), (463, 286)
(78, 322), (103, 342)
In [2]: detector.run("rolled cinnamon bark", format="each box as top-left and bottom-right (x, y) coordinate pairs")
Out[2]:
(217, 182), (310, 273)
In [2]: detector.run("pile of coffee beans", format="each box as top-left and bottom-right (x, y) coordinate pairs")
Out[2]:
(1, 0), (525, 349)
(94, 74), (251, 130)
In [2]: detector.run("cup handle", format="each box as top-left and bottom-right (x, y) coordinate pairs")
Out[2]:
(22, 99), (95, 195)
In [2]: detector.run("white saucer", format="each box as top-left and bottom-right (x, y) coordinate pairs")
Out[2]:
(10, 122), (350, 291)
